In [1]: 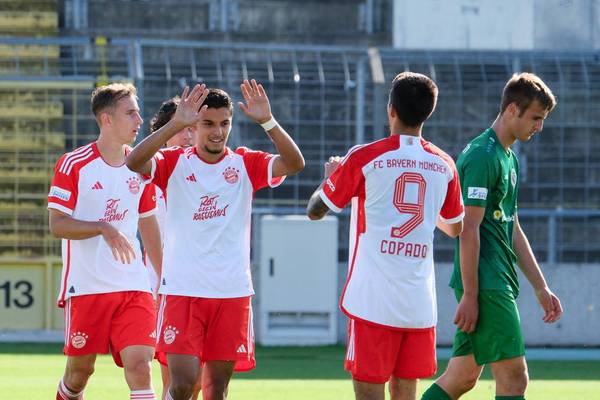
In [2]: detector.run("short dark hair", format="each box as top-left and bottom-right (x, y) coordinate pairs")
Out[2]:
(203, 88), (233, 112)
(388, 72), (438, 128)
(91, 82), (137, 117)
(500, 73), (556, 115)
(151, 96), (180, 133)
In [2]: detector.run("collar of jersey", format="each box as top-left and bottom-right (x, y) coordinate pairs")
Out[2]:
(397, 134), (423, 147)
(192, 146), (232, 164)
(93, 141), (127, 168)
(488, 128), (511, 156)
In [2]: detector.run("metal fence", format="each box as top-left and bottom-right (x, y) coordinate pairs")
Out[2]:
(0, 37), (598, 262)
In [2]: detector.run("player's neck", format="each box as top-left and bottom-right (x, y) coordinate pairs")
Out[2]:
(491, 115), (516, 150)
(195, 144), (226, 163)
(96, 133), (127, 166)
(389, 121), (421, 137)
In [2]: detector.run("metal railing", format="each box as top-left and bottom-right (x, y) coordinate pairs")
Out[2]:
(0, 37), (598, 261)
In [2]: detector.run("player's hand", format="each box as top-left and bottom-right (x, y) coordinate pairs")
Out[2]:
(238, 79), (272, 125)
(99, 222), (136, 264)
(324, 156), (342, 178)
(535, 286), (563, 323)
(454, 293), (479, 333)
(172, 84), (209, 128)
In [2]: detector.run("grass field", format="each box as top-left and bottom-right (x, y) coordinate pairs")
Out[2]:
(1, 344), (599, 399)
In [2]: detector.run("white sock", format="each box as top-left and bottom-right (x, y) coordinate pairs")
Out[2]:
(57, 379), (83, 400)
(130, 389), (156, 399)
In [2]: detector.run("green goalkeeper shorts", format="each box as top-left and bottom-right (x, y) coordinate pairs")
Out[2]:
(451, 289), (525, 365)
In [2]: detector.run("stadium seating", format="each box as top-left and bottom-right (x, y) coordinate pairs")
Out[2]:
(0, 1), (597, 262)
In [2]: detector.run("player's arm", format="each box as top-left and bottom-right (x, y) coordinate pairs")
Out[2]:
(307, 157), (342, 220)
(307, 184), (330, 220)
(238, 79), (304, 178)
(436, 219), (463, 238)
(453, 205), (485, 334)
(436, 160), (465, 238)
(127, 84), (209, 175)
(138, 214), (163, 289)
(513, 213), (563, 323)
(49, 208), (135, 264)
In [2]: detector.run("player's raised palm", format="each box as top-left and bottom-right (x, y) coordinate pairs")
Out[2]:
(238, 79), (272, 124)
(173, 84), (209, 127)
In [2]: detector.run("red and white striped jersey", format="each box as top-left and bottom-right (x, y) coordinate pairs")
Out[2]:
(48, 142), (157, 307)
(320, 135), (464, 329)
(147, 146), (284, 298)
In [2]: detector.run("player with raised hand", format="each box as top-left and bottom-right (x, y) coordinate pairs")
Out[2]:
(307, 72), (465, 400)
(421, 73), (563, 400)
(49, 83), (161, 400)
(145, 96), (202, 400)
(127, 79), (304, 400)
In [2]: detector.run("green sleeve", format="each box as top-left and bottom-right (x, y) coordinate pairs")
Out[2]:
(460, 153), (498, 207)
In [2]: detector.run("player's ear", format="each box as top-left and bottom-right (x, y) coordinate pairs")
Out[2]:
(100, 111), (111, 127)
(507, 102), (519, 117)
(387, 103), (396, 119)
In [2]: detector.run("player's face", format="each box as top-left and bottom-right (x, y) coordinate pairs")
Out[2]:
(511, 100), (549, 142)
(105, 95), (143, 144)
(166, 126), (193, 147)
(194, 107), (232, 160)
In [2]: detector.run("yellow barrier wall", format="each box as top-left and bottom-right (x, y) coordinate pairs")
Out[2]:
(0, 260), (63, 330)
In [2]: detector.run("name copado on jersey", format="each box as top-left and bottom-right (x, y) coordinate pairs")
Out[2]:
(148, 146), (284, 298)
(48, 143), (156, 307)
(320, 135), (464, 329)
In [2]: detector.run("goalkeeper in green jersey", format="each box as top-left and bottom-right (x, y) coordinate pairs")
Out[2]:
(422, 73), (563, 400)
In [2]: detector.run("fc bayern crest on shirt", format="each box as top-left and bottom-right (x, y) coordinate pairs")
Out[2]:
(223, 167), (240, 184)
(126, 176), (141, 194)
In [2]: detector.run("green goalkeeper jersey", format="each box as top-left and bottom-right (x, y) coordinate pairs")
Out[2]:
(450, 128), (520, 295)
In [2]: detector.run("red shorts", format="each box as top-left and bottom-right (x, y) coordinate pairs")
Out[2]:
(64, 291), (156, 367)
(345, 318), (436, 383)
(156, 295), (255, 371)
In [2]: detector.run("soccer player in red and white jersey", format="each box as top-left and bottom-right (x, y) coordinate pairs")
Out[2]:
(126, 80), (304, 400)
(147, 96), (202, 400)
(48, 83), (162, 400)
(307, 72), (464, 400)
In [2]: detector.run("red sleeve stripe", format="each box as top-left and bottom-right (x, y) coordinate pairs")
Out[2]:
(59, 145), (94, 175)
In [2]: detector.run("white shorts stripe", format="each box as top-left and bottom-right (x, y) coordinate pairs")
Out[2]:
(346, 319), (355, 362)
(155, 295), (167, 344)
(247, 303), (254, 352)
(64, 299), (71, 346)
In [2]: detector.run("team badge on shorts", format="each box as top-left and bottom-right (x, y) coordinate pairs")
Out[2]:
(126, 177), (141, 194)
(70, 332), (89, 349)
(222, 167), (239, 184)
(163, 325), (180, 345)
